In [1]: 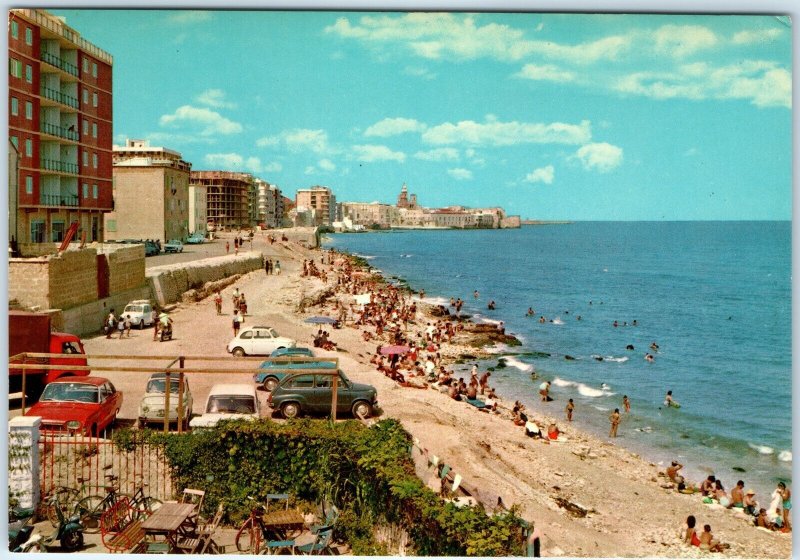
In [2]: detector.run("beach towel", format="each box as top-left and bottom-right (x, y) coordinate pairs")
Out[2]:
(466, 398), (487, 409)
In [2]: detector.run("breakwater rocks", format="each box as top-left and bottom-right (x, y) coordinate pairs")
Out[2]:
(461, 322), (522, 348)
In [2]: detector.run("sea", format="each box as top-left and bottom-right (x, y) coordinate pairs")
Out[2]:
(324, 222), (792, 500)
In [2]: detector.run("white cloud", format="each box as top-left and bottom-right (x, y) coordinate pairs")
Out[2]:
(524, 165), (555, 184)
(245, 157), (263, 173)
(159, 105), (242, 136)
(365, 117), (427, 137)
(318, 158), (336, 171)
(304, 166), (317, 175)
(653, 24), (718, 57)
(144, 131), (215, 146)
(205, 152), (244, 169)
(257, 129), (332, 154)
(732, 28), (783, 44)
(352, 144), (406, 163)
(574, 143), (623, 172)
(423, 118), (591, 146)
(166, 11), (211, 25)
(403, 66), (436, 80)
(263, 161), (283, 172)
(614, 60), (791, 108)
(447, 168), (473, 180)
(414, 148), (459, 161)
(196, 89), (236, 109)
(515, 63), (576, 83)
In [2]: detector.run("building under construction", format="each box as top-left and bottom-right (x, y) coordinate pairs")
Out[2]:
(190, 170), (252, 231)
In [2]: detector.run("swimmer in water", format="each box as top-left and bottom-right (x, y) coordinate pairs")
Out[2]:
(539, 316), (546, 324)
(664, 390), (679, 408)
(623, 395), (631, 413)
(645, 353), (655, 362)
(626, 344), (635, 351)
(650, 341), (660, 351)
(527, 307), (535, 316)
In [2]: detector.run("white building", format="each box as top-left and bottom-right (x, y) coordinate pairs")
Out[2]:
(188, 183), (207, 236)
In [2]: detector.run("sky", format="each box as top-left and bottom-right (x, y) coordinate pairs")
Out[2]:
(48, 8), (793, 220)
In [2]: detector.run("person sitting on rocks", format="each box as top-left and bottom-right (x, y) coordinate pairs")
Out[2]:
(700, 475), (717, 496)
(666, 461), (685, 485)
(698, 524), (727, 552)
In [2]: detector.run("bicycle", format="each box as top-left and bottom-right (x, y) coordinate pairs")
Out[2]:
(76, 479), (162, 533)
(234, 496), (302, 554)
(43, 475), (110, 527)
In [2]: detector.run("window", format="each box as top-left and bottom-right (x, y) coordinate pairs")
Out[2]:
(107, 219), (116, 232)
(25, 64), (32, 83)
(11, 97), (18, 115)
(25, 175), (33, 194)
(92, 153), (98, 168)
(25, 101), (32, 120)
(82, 151), (88, 166)
(92, 92), (98, 107)
(82, 120), (88, 135)
(10, 58), (22, 78)
(288, 375), (315, 388)
(52, 221), (65, 242)
(92, 122), (97, 138)
(25, 138), (32, 157)
(11, 136), (18, 149)
(31, 220), (45, 243)
(83, 89), (88, 105)
(92, 62), (97, 78)
(82, 58), (88, 73)
(10, 21), (18, 38)
(82, 183), (88, 199)
(92, 184), (98, 199)
(25, 27), (32, 46)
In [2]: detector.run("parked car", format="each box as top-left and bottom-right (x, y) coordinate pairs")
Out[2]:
(254, 357), (334, 392)
(137, 373), (193, 430)
(25, 377), (123, 436)
(164, 239), (184, 253)
(186, 233), (205, 245)
(189, 384), (260, 429)
(227, 326), (296, 357)
(144, 240), (160, 256)
(270, 347), (314, 358)
(268, 369), (377, 419)
(122, 300), (155, 329)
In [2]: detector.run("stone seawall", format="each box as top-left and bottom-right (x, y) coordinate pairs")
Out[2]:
(146, 252), (264, 307)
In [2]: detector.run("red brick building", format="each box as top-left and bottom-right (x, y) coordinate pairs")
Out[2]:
(8, 9), (113, 250)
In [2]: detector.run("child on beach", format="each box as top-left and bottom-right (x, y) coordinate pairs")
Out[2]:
(609, 408), (621, 437)
(623, 395), (631, 413)
(566, 399), (574, 421)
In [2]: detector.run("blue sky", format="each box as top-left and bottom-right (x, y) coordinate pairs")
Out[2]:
(51, 9), (792, 220)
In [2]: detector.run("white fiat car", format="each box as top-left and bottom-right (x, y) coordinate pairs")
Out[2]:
(189, 383), (260, 429)
(226, 326), (296, 357)
(122, 300), (155, 328)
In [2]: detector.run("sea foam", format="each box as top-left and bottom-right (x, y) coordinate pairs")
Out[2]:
(501, 356), (533, 372)
(552, 377), (613, 398)
(748, 443), (775, 455)
(778, 450), (792, 462)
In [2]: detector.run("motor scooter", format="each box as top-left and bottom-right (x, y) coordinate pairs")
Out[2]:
(160, 322), (173, 342)
(8, 505), (36, 551)
(14, 494), (84, 552)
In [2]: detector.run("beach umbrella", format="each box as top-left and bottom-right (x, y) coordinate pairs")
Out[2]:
(304, 316), (339, 325)
(380, 345), (410, 356)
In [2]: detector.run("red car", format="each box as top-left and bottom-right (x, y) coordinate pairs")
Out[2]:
(25, 377), (123, 436)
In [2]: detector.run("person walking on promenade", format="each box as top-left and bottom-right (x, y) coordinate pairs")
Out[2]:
(105, 309), (116, 339)
(566, 398), (575, 422)
(117, 314), (126, 339)
(226, 241), (230, 253)
(609, 408), (621, 437)
(214, 291), (223, 315)
(265, 259), (270, 276)
(152, 307), (160, 341)
(232, 309), (242, 337)
(275, 260), (281, 274)
(124, 315), (132, 337)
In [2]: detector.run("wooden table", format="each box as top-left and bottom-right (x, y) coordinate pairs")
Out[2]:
(260, 509), (305, 539)
(141, 503), (197, 552)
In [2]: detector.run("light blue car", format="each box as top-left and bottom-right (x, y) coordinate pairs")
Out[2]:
(186, 233), (205, 244)
(253, 348), (329, 392)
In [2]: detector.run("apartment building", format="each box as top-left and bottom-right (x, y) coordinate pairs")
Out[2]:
(255, 178), (283, 229)
(105, 139), (191, 242)
(296, 185), (336, 227)
(191, 170), (252, 231)
(9, 9), (113, 250)
(340, 202), (399, 229)
(188, 183), (207, 237)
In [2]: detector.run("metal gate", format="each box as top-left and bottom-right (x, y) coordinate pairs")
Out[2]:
(38, 430), (174, 504)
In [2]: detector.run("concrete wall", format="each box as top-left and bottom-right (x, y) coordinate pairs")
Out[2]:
(47, 249), (99, 309)
(102, 244), (146, 294)
(61, 285), (151, 336)
(8, 257), (50, 310)
(146, 252), (264, 307)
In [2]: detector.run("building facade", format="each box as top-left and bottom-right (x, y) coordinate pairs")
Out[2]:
(9, 9), (114, 249)
(255, 179), (283, 228)
(191, 170), (252, 231)
(105, 139), (191, 242)
(340, 202), (399, 229)
(188, 183), (207, 237)
(296, 186), (336, 226)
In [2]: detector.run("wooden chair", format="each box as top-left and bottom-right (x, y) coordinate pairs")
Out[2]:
(179, 488), (205, 529)
(176, 501), (224, 554)
(265, 493), (290, 512)
(296, 527), (333, 555)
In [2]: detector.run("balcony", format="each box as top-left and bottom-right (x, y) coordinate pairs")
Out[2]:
(40, 85), (79, 109)
(39, 193), (79, 207)
(40, 50), (79, 77)
(40, 122), (79, 142)
(40, 157), (79, 175)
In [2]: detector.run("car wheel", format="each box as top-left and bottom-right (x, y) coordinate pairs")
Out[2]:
(264, 377), (279, 392)
(352, 400), (373, 419)
(281, 402), (301, 419)
(232, 347), (246, 357)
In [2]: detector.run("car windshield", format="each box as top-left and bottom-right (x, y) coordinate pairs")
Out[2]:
(125, 305), (142, 313)
(207, 396), (256, 414)
(146, 378), (181, 394)
(268, 328), (278, 337)
(40, 383), (98, 403)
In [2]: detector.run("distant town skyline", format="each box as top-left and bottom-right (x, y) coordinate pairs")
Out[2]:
(50, 9), (792, 221)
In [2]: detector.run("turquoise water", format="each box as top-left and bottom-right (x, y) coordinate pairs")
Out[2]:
(325, 222), (792, 498)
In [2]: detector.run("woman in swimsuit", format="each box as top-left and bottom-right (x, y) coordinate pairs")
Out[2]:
(684, 515), (701, 547)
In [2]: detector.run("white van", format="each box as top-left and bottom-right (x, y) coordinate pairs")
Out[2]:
(189, 383), (260, 429)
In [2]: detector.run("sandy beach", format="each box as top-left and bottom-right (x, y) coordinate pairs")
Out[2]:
(78, 232), (792, 558)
